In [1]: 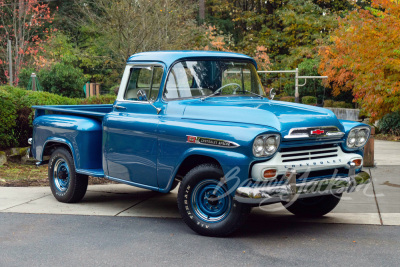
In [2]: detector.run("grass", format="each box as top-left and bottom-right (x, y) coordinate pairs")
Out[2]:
(0, 162), (48, 186)
(0, 162), (113, 187)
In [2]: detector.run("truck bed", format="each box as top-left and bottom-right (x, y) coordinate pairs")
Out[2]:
(32, 104), (113, 118)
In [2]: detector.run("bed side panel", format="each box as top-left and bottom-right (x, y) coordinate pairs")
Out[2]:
(32, 115), (103, 170)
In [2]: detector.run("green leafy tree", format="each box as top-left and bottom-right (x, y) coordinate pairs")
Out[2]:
(39, 63), (86, 98)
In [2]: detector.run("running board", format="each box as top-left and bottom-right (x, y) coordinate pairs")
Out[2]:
(76, 169), (105, 178)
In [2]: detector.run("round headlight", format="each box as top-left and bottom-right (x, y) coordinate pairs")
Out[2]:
(253, 134), (280, 157)
(347, 131), (356, 147)
(254, 137), (264, 153)
(356, 129), (367, 146)
(347, 127), (370, 148)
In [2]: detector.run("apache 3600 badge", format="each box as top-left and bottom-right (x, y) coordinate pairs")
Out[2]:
(186, 135), (239, 148)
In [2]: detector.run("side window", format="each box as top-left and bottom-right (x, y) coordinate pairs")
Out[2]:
(124, 66), (164, 101)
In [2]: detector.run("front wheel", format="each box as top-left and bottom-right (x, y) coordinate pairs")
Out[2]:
(282, 194), (342, 217)
(177, 164), (250, 236)
(48, 147), (88, 203)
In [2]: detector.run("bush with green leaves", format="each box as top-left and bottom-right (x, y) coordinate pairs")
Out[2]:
(0, 87), (18, 148)
(39, 62), (86, 98)
(279, 96), (295, 102)
(378, 112), (400, 136)
(332, 101), (353, 109)
(0, 86), (115, 149)
(323, 99), (333, 107)
(302, 96), (317, 105)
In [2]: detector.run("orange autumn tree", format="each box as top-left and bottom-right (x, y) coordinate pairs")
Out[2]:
(0, 0), (54, 85)
(202, 25), (271, 71)
(319, 0), (400, 121)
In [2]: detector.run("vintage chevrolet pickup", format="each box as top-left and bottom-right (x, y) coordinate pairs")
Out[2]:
(30, 51), (371, 236)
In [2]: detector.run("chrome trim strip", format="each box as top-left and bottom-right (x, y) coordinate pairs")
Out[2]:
(186, 135), (240, 148)
(235, 171), (370, 204)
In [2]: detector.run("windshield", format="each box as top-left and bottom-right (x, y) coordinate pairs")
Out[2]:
(163, 60), (265, 100)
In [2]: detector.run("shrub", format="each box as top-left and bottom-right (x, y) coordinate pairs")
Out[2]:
(378, 112), (400, 136)
(332, 101), (347, 108)
(324, 100), (333, 107)
(0, 86), (116, 149)
(0, 87), (18, 148)
(344, 103), (353, 109)
(80, 94), (116, 105)
(302, 96), (317, 105)
(39, 62), (86, 98)
(279, 96), (295, 102)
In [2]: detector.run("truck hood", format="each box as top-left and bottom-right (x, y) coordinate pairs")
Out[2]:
(180, 97), (344, 136)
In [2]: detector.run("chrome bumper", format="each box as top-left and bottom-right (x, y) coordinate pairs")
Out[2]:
(235, 168), (370, 205)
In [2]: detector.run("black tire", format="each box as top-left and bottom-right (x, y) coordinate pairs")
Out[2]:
(177, 164), (250, 237)
(283, 194), (342, 217)
(48, 147), (88, 203)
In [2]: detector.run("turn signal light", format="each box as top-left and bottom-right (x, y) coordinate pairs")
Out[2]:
(352, 159), (362, 167)
(263, 169), (277, 179)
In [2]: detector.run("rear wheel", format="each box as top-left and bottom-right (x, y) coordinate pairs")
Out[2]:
(283, 194), (342, 217)
(48, 147), (88, 203)
(177, 164), (250, 236)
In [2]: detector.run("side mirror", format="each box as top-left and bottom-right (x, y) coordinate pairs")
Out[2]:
(269, 88), (276, 100)
(136, 89), (162, 114)
(137, 89), (148, 101)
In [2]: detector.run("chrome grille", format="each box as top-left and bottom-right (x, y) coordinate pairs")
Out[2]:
(280, 146), (339, 163)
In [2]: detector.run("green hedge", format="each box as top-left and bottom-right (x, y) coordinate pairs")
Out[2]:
(323, 100), (353, 109)
(0, 86), (116, 149)
(279, 96), (295, 102)
(302, 96), (317, 105)
(378, 112), (400, 136)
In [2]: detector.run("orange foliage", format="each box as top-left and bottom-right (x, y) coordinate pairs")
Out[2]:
(319, 0), (400, 121)
(202, 26), (270, 71)
(0, 0), (55, 85)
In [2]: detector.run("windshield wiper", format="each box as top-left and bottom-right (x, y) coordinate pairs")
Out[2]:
(236, 90), (264, 99)
(200, 88), (222, 101)
(201, 88), (264, 101)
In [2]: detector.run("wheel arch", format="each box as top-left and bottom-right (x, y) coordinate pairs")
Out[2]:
(42, 138), (76, 167)
(175, 154), (222, 181)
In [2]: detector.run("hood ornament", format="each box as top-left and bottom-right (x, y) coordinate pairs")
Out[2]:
(269, 88), (276, 100)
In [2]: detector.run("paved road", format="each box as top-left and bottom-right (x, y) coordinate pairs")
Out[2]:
(0, 140), (399, 266)
(0, 213), (399, 267)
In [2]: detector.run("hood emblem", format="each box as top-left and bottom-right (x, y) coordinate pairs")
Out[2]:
(311, 129), (325, 135)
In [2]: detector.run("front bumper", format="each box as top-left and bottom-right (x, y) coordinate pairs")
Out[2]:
(235, 167), (370, 205)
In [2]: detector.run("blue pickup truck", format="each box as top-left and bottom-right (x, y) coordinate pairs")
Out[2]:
(30, 51), (371, 236)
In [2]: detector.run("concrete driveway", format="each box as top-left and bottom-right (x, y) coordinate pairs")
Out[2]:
(0, 140), (399, 226)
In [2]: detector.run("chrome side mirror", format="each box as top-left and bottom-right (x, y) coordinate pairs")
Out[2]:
(137, 89), (148, 101)
(269, 88), (276, 100)
(136, 89), (162, 114)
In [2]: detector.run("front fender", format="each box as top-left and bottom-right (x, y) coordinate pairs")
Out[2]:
(160, 147), (252, 194)
(339, 120), (371, 154)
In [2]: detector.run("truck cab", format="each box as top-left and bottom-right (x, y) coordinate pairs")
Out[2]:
(31, 51), (371, 236)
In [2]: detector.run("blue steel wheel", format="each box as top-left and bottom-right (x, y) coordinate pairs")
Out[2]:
(53, 159), (70, 192)
(48, 147), (88, 203)
(177, 164), (250, 237)
(191, 179), (232, 223)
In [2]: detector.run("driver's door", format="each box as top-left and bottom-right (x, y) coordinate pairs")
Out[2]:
(103, 65), (163, 188)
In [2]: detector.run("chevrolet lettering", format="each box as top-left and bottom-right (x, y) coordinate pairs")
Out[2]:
(29, 51), (371, 237)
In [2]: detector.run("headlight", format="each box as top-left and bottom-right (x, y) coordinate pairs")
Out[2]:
(346, 127), (370, 148)
(253, 134), (280, 157)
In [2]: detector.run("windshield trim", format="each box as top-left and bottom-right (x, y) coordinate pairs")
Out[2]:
(161, 58), (261, 102)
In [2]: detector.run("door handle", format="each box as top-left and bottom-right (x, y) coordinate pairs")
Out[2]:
(113, 105), (127, 110)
